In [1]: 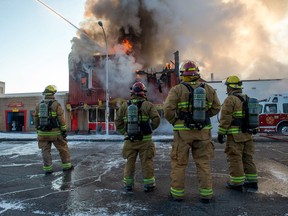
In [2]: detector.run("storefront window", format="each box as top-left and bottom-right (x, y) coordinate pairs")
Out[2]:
(89, 108), (114, 122)
(30, 110), (34, 126)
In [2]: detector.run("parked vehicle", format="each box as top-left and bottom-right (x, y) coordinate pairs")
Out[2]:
(258, 93), (288, 135)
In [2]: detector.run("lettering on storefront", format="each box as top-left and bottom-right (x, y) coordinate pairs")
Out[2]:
(8, 101), (24, 107)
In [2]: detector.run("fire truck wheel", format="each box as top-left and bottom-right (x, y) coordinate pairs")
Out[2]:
(277, 123), (288, 136)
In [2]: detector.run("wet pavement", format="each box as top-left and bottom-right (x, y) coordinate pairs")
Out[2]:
(0, 135), (288, 216)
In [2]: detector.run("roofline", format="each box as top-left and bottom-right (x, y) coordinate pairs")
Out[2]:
(0, 91), (68, 98)
(206, 78), (285, 83)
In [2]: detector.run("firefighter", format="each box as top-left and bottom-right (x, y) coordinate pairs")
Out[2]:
(33, 85), (73, 175)
(163, 61), (221, 203)
(217, 75), (258, 192)
(115, 81), (161, 192)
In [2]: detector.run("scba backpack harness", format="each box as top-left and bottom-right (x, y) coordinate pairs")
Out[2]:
(126, 99), (152, 141)
(232, 94), (259, 134)
(38, 100), (60, 131)
(178, 82), (210, 130)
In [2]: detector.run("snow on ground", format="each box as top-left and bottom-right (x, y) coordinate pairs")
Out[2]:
(0, 132), (174, 141)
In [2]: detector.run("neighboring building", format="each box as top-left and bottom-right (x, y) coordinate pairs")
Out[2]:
(0, 81), (5, 95)
(1, 67), (287, 133)
(0, 92), (68, 132)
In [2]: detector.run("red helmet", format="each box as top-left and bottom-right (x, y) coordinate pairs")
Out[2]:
(130, 81), (147, 96)
(180, 61), (200, 77)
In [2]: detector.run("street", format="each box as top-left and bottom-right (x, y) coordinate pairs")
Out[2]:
(0, 135), (288, 216)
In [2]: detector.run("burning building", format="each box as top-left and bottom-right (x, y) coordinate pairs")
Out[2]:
(67, 45), (180, 133)
(66, 0), (186, 133)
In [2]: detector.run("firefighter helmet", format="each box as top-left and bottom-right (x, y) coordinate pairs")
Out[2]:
(224, 76), (243, 89)
(43, 85), (57, 95)
(180, 61), (200, 77)
(130, 81), (147, 96)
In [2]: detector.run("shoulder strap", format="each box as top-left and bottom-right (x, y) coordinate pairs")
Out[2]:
(181, 82), (194, 112)
(137, 100), (144, 109)
(47, 100), (56, 115)
(181, 82), (194, 93)
(48, 100), (54, 107)
(233, 94), (249, 131)
(233, 94), (245, 102)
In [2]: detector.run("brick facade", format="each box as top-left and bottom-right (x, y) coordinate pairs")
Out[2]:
(0, 92), (69, 132)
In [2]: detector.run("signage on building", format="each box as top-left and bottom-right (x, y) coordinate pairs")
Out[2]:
(8, 102), (24, 107)
(12, 108), (19, 112)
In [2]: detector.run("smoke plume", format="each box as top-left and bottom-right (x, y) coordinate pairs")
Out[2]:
(70, 0), (288, 95)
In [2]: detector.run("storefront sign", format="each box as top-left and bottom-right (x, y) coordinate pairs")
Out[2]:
(8, 102), (23, 107)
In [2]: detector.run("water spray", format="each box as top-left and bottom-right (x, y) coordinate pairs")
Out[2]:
(35, 0), (92, 40)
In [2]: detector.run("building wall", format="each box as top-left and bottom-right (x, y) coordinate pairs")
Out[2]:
(0, 92), (69, 132)
(1, 79), (287, 133)
(0, 81), (5, 95)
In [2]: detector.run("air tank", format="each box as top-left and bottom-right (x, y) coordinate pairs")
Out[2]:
(193, 87), (206, 123)
(248, 97), (259, 129)
(39, 102), (48, 127)
(127, 103), (139, 136)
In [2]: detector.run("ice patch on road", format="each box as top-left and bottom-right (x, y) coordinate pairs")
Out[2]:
(258, 159), (288, 197)
(0, 142), (39, 157)
(0, 200), (25, 214)
(271, 170), (288, 183)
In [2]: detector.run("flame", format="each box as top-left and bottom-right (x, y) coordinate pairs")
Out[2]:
(122, 39), (133, 54)
(165, 63), (173, 70)
(135, 73), (141, 80)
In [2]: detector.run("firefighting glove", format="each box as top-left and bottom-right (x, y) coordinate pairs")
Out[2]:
(252, 128), (258, 135)
(62, 131), (67, 138)
(217, 134), (226, 144)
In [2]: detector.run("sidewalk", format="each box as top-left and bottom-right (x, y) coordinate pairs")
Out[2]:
(0, 132), (286, 142)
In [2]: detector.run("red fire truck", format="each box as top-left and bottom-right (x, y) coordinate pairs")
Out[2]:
(258, 93), (288, 135)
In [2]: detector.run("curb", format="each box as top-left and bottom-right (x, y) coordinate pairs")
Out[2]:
(0, 136), (286, 142)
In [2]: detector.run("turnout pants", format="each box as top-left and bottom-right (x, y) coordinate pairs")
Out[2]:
(225, 135), (258, 185)
(38, 135), (71, 171)
(122, 140), (156, 187)
(170, 130), (215, 199)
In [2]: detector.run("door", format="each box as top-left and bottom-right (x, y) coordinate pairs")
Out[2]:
(6, 110), (26, 132)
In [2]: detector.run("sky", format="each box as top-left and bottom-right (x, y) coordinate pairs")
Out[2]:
(0, 0), (86, 93)
(1, 0), (288, 94)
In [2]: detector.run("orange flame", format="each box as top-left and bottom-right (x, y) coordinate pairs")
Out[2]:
(122, 38), (133, 54)
(165, 62), (173, 69)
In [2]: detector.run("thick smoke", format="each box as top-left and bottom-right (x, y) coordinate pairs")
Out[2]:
(71, 0), (288, 95)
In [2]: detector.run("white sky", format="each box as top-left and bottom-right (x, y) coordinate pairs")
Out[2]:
(0, 0), (86, 93)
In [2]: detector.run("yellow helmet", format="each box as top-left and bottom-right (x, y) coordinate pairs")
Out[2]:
(43, 85), (57, 95)
(224, 76), (243, 89)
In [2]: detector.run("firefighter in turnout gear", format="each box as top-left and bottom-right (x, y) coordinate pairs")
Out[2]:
(163, 61), (221, 203)
(33, 85), (73, 174)
(115, 81), (161, 192)
(217, 75), (258, 192)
